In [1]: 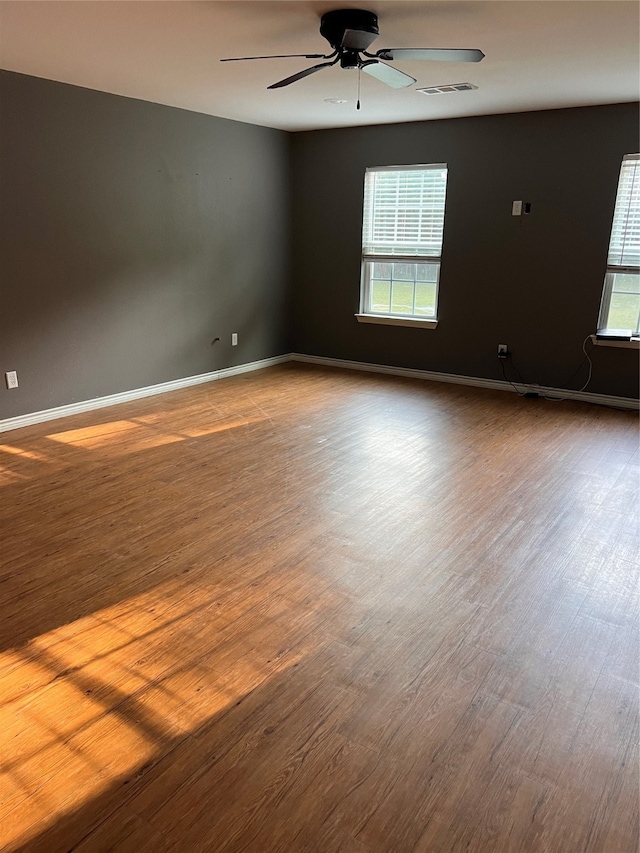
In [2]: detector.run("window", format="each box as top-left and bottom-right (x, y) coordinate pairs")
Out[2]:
(598, 154), (640, 336)
(358, 164), (448, 326)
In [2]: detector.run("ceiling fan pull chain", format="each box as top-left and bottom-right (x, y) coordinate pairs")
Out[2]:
(357, 65), (361, 110)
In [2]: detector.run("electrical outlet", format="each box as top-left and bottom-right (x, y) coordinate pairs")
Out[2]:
(497, 344), (508, 358)
(231, 333), (238, 346)
(5, 370), (18, 389)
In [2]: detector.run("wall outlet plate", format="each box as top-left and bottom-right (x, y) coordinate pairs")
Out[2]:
(5, 370), (18, 389)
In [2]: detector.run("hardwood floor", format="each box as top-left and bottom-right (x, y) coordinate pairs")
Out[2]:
(0, 364), (638, 852)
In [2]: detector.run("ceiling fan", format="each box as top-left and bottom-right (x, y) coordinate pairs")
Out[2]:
(221, 9), (484, 90)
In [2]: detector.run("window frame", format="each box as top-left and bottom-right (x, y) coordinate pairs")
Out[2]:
(357, 164), (448, 328)
(597, 153), (640, 338)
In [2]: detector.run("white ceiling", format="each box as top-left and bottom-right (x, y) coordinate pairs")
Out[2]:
(0, 1), (638, 132)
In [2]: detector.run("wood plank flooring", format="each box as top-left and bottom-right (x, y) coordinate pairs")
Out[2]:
(0, 364), (638, 852)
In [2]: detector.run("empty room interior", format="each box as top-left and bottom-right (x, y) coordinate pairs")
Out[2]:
(1, 1), (639, 851)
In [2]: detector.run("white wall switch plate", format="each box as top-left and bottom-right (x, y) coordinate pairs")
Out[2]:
(512, 200), (523, 216)
(231, 333), (238, 346)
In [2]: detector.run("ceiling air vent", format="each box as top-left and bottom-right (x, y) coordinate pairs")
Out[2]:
(417, 83), (478, 95)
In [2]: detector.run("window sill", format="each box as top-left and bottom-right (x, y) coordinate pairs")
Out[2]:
(590, 335), (640, 349)
(355, 314), (438, 329)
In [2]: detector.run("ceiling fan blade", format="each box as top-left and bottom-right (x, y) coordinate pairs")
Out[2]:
(375, 48), (485, 63)
(267, 60), (337, 89)
(342, 28), (378, 51)
(361, 60), (415, 89)
(221, 52), (331, 62)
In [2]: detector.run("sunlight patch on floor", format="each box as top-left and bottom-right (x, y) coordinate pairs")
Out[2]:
(0, 575), (304, 850)
(0, 444), (51, 462)
(45, 415), (266, 453)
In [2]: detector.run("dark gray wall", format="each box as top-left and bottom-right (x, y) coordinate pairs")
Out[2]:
(290, 104), (640, 399)
(2, 75), (637, 420)
(0, 71), (291, 419)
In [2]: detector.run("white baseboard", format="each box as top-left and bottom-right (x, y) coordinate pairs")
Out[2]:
(2, 350), (636, 433)
(290, 353), (639, 411)
(0, 354), (291, 433)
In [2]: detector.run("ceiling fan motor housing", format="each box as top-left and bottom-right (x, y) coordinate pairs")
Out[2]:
(340, 51), (360, 70)
(320, 9), (379, 49)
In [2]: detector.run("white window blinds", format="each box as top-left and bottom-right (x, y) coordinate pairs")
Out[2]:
(607, 154), (640, 268)
(362, 165), (448, 257)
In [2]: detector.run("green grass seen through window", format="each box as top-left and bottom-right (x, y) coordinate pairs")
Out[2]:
(607, 293), (640, 333)
(605, 273), (640, 334)
(371, 280), (436, 316)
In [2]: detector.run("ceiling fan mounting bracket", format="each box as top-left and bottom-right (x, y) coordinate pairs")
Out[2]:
(319, 9), (379, 50)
